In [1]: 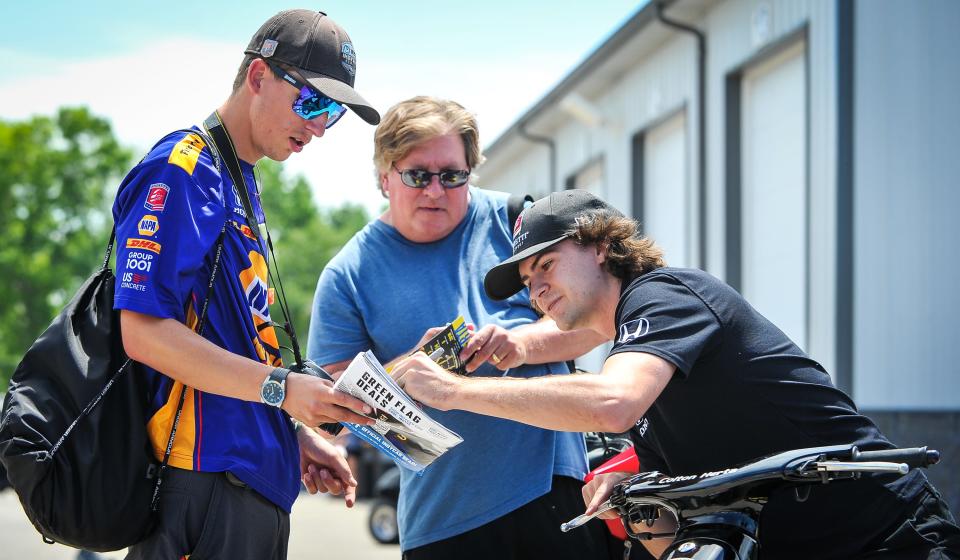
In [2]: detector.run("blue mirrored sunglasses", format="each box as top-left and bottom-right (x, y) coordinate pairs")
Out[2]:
(265, 61), (348, 128)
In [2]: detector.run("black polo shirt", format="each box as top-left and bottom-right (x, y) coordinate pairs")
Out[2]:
(612, 267), (924, 559)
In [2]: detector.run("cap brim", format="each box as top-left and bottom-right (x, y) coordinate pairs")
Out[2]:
(300, 69), (381, 125)
(483, 235), (569, 300)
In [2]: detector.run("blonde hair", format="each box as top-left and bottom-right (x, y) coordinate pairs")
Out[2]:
(373, 96), (485, 194)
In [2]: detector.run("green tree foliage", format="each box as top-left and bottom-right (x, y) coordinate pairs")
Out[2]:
(0, 108), (132, 384)
(251, 161), (370, 364)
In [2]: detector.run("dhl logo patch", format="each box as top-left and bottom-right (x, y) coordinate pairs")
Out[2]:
(126, 238), (162, 254)
(232, 220), (258, 241)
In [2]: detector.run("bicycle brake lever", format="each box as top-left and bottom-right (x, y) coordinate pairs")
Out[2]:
(561, 502), (617, 532)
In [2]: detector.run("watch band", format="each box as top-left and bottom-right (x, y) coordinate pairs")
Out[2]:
(261, 367), (291, 407)
(270, 367), (291, 383)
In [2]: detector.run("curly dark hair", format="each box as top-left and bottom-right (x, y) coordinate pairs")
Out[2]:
(567, 209), (666, 280)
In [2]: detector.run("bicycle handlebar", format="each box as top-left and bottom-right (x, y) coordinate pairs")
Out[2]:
(851, 446), (940, 468)
(562, 444), (941, 534)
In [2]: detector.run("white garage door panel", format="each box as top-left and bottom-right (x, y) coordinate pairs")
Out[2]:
(741, 42), (808, 350)
(644, 112), (689, 267)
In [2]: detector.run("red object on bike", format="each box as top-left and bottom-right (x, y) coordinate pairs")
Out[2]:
(584, 446), (639, 540)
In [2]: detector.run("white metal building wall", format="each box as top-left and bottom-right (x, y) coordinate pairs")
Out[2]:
(476, 147), (550, 198)
(643, 111), (692, 267)
(472, 0), (959, 507)
(740, 40), (808, 350)
(478, 33), (699, 223)
(577, 34), (697, 219)
(703, 0), (838, 371)
(853, 0), (960, 409)
(479, 0), (957, 409)
(488, 0), (843, 370)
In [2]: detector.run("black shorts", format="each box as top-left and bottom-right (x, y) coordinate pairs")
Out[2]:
(403, 475), (610, 560)
(858, 481), (960, 560)
(126, 467), (290, 560)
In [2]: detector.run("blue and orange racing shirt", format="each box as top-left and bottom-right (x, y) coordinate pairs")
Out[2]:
(112, 128), (299, 512)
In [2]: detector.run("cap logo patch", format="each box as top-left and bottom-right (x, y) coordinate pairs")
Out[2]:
(340, 43), (356, 76)
(512, 231), (529, 252)
(260, 39), (278, 57)
(513, 213), (524, 237)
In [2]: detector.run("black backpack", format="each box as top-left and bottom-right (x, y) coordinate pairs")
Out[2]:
(0, 129), (224, 552)
(0, 245), (157, 551)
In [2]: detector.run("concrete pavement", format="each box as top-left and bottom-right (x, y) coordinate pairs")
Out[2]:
(0, 490), (400, 560)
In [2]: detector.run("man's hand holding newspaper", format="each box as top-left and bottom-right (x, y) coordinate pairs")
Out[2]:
(332, 351), (463, 473)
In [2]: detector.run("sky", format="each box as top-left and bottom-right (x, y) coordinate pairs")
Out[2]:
(0, 1), (645, 216)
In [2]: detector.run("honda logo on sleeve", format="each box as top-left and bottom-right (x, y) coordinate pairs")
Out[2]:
(617, 318), (650, 343)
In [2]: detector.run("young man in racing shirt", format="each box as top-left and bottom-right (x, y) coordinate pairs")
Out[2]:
(114, 10), (380, 559)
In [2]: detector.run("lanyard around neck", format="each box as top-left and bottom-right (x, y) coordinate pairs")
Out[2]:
(202, 111), (265, 246)
(199, 111), (307, 365)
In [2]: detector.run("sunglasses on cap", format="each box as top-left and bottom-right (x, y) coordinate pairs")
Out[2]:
(265, 61), (348, 128)
(392, 164), (471, 189)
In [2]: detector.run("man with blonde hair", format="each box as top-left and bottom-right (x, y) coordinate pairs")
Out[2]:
(307, 96), (609, 558)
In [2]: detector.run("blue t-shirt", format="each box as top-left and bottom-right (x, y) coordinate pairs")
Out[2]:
(307, 187), (587, 550)
(112, 128), (300, 512)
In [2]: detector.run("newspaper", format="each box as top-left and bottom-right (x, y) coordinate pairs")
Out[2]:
(415, 315), (472, 376)
(334, 350), (464, 473)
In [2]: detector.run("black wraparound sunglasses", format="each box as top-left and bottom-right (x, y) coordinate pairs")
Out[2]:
(392, 164), (470, 189)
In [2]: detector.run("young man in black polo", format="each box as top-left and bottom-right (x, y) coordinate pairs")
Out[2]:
(392, 190), (960, 559)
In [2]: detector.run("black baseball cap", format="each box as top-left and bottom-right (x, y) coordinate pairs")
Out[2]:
(484, 190), (620, 300)
(245, 9), (380, 125)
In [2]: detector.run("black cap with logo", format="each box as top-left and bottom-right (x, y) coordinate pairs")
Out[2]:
(245, 9), (380, 125)
(484, 190), (620, 300)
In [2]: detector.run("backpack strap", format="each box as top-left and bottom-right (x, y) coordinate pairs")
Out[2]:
(145, 126), (227, 513)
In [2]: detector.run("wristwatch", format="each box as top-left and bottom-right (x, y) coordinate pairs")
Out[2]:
(260, 367), (290, 407)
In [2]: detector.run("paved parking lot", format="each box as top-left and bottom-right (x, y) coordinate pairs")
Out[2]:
(0, 490), (400, 560)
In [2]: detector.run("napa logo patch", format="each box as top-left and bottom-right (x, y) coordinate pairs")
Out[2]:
(617, 318), (650, 344)
(138, 215), (159, 237)
(144, 183), (169, 212)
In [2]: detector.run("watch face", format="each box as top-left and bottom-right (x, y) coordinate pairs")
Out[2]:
(261, 380), (285, 406)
